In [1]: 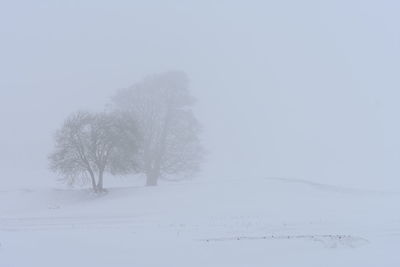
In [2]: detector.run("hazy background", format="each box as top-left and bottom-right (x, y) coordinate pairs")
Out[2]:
(1, 0), (399, 190)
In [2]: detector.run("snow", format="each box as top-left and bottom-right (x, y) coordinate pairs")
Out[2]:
(1, 178), (400, 266)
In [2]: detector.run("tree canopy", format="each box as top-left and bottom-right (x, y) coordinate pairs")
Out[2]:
(49, 111), (139, 192)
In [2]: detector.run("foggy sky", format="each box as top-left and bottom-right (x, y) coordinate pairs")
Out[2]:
(1, 0), (400, 189)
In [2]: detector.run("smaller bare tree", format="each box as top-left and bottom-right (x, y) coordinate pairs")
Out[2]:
(49, 111), (139, 192)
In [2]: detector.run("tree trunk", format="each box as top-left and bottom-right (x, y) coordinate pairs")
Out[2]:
(97, 170), (104, 192)
(145, 169), (158, 186)
(87, 169), (97, 192)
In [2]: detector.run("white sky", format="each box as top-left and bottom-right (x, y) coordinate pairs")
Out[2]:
(1, 0), (400, 189)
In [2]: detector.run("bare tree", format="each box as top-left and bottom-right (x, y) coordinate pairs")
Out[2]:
(112, 71), (204, 186)
(49, 111), (139, 192)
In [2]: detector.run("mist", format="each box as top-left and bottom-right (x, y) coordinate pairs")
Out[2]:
(2, 1), (400, 266)
(2, 1), (399, 190)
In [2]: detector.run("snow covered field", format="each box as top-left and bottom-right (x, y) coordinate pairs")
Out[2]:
(1, 178), (400, 266)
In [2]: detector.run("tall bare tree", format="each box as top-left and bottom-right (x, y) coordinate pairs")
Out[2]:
(112, 71), (204, 186)
(49, 111), (139, 192)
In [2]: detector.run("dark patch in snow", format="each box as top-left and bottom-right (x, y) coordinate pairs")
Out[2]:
(200, 234), (369, 248)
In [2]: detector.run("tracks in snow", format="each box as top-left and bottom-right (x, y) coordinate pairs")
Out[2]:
(0, 215), (379, 249)
(0, 215), (152, 231)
